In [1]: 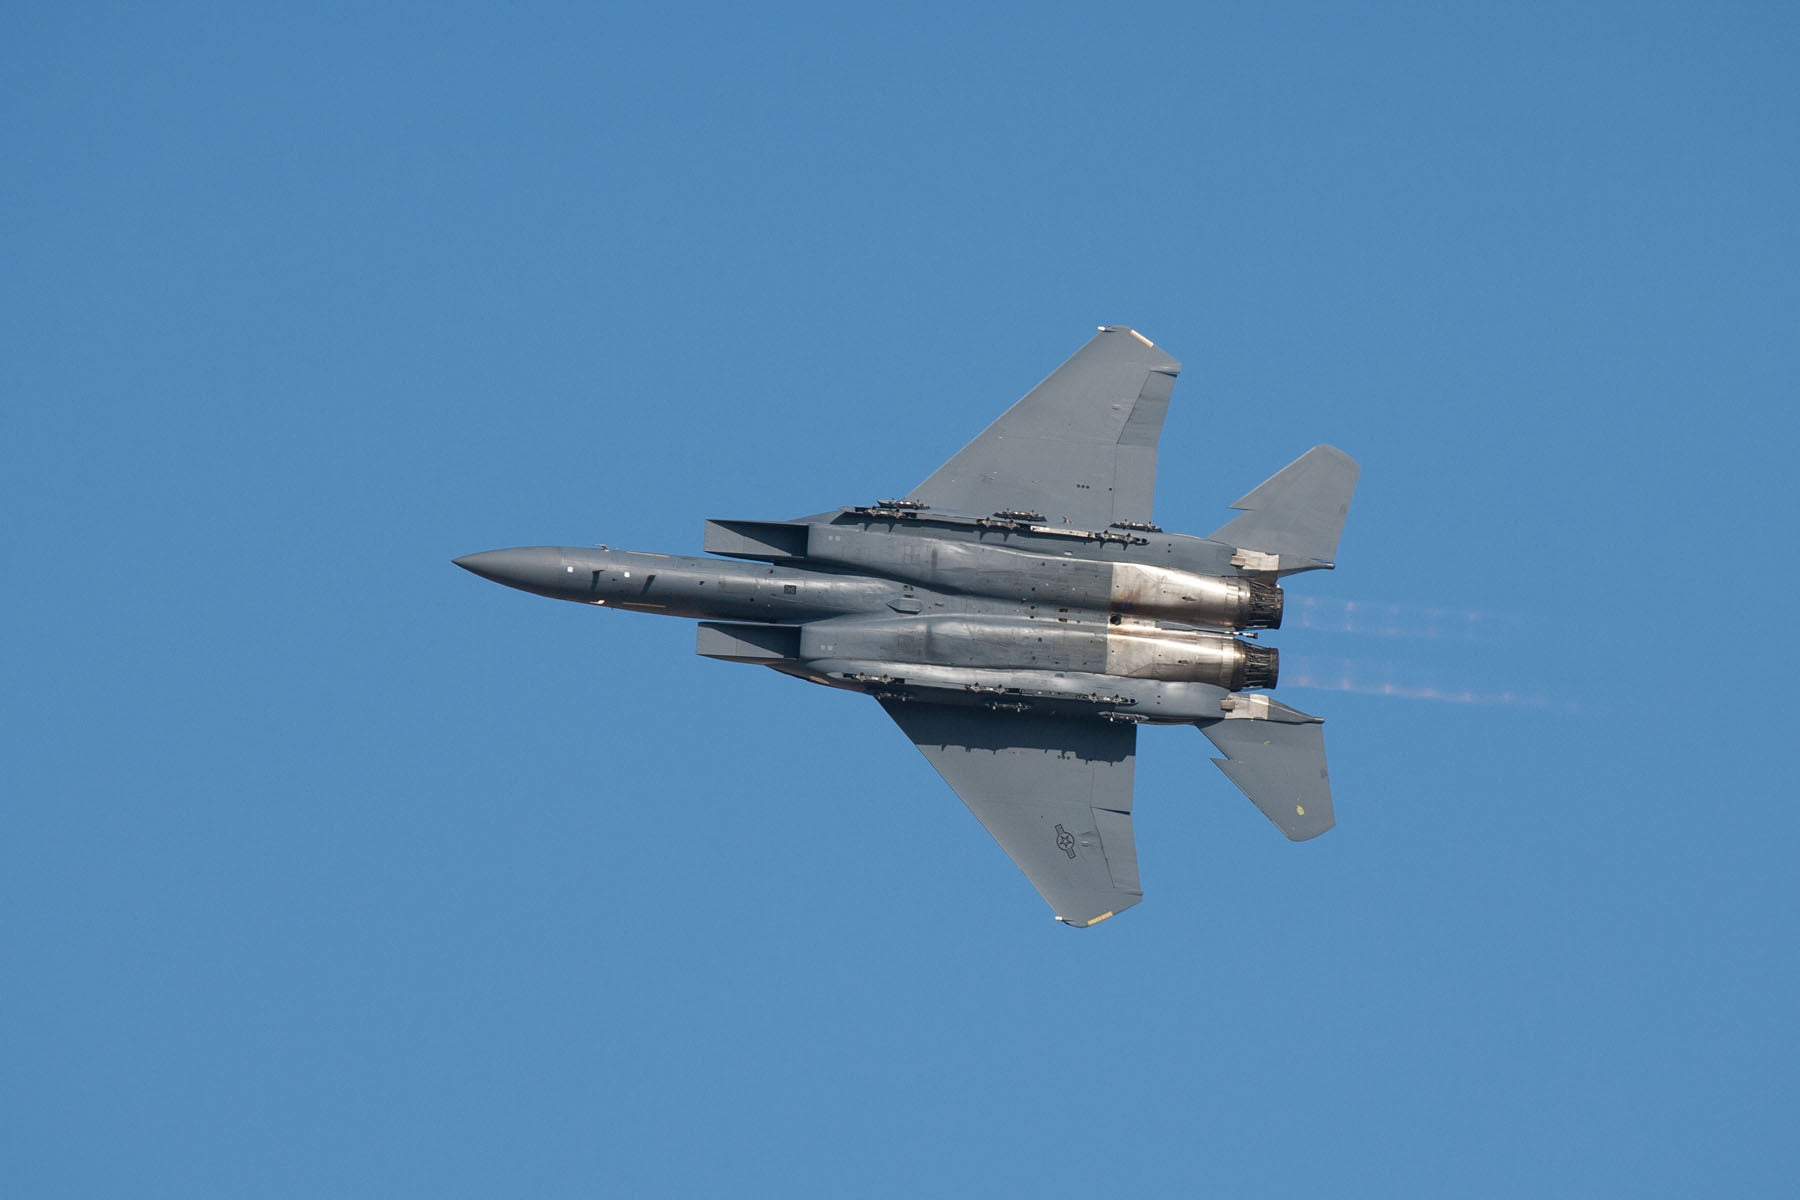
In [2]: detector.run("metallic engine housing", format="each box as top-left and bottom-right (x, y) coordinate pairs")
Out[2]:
(1109, 563), (1284, 630)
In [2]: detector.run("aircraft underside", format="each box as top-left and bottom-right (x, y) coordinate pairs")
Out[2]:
(458, 326), (1358, 926)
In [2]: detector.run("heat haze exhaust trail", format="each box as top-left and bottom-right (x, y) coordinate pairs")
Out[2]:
(1287, 596), (1519, 640)
(1281, 655), (1575, 712)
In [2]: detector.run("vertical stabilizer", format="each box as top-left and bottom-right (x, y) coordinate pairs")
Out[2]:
(1208, 445), (1359, 573)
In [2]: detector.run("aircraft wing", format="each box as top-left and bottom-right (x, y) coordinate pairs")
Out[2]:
(909, 326), (1180, 530)
(879, 700), (1142, 926)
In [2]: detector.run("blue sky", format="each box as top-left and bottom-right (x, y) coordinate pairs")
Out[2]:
(5, 3), (1796, 1195)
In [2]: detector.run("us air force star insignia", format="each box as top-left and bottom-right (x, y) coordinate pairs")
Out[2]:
(1054, 824), (1077, 859)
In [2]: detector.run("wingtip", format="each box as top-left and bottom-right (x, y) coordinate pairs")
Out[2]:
(1096, 324), (1155, 347)
(1054, 909), (1117, 928)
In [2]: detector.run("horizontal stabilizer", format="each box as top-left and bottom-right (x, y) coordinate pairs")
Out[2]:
(1208, 445), (1359, 572)
(696, 622), (801, 663)
(1201, 697), (1335, 840)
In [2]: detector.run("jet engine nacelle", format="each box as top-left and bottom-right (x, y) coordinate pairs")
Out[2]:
(786, 528), (1282, 632)
(796, 615), (1278, 691)
(1100, 624), (1279, 691)
(1109, 563), (1283, 631)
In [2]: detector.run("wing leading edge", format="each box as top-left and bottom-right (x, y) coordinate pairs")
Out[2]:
(909, 326), (1180, 530)
(879, 701), (1142, 926)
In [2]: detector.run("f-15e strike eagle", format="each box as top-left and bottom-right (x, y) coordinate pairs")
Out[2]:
(456, 326), (1358, 926)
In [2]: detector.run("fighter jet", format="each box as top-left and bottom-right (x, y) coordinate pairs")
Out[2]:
(456, 326), (1358, 926)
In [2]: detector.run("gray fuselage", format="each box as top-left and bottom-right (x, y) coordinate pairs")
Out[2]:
(455, 508), (1284, 725)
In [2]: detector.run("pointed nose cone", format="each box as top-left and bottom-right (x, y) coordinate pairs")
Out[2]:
(452, 547), (570, 596)
(452, 549), (510, 581)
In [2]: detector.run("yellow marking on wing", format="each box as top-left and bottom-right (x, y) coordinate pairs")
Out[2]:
(1085, 911), (1117, 927)
(1296, 805), (1306, 816)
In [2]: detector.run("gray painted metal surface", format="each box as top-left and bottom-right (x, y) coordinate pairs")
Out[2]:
(910, 326), (1180, 531)
(881, 701), (1142, 926)
(1208, 444), (1361, 571)
(456, 327), (1359, 927)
